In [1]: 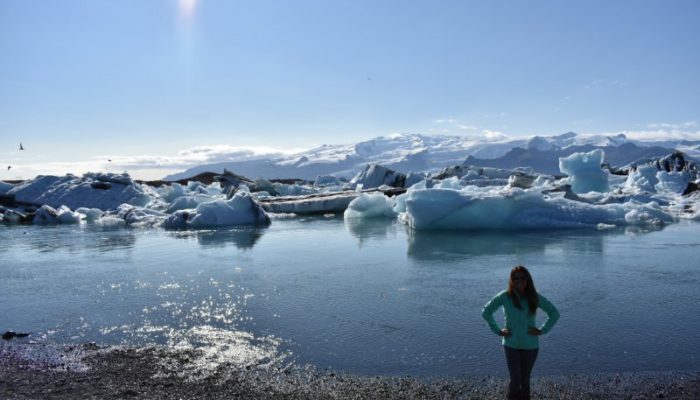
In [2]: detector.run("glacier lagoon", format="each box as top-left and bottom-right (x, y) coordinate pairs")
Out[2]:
(1, 218), (699, 377)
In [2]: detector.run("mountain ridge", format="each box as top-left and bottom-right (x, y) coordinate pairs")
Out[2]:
(164, 132), (699, 181)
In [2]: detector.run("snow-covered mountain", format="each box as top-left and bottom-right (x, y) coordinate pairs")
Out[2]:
(164, 132), (699, 180)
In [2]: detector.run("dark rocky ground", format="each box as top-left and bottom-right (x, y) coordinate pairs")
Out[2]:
(1, 344), (698, 400)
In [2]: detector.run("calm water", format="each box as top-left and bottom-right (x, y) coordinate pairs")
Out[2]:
(1, 218), (699, 377)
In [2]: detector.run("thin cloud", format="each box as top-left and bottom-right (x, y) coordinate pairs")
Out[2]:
(433, 118), (459, 124)
(4, 144), (311, 181)
(646, 121), (698, 130)
(593, 129), (700, 142)
(481, 130), (509, 140)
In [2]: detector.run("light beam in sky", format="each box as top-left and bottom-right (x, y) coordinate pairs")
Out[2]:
(178, 0), (197, 21)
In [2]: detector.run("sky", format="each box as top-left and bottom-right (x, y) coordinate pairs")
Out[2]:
(1, 0), (699, 180)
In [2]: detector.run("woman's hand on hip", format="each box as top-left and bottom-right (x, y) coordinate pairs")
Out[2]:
(499, 329), (511, 337)
(528, 327), (541, 336)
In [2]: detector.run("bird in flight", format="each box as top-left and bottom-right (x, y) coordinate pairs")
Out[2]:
(19, 142), (24, 150)
(6, 166), (10, 171)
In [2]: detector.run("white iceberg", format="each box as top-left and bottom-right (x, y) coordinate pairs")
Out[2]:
(655, 171), (693, 194)
(559, 149), (609, 194)
(403, 186), (673, 230)
(166, 194), (217, 213)
(164, 192), (270, 228)
(75, 207), (105, 222)
(344, 193), (398, 219)
(624, 165), (659, 193)
(157, 182), (187, 203)
(33, 205), (81, 224)
(5, 172), (151, 211)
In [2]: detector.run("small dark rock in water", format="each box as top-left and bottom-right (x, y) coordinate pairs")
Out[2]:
(2, 331), (30, 340)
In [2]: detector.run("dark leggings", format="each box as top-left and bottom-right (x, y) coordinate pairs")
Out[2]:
(504, 345), (539, 400)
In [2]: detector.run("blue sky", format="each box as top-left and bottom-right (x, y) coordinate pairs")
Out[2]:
(1, 0), (699, 179)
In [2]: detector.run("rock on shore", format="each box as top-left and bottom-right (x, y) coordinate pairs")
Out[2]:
(1, 344), (698, 399)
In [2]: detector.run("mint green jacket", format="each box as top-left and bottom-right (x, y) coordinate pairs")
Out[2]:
(481, 290), (559, 350)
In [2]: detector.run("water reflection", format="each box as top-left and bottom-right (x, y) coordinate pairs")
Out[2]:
(344, 218), (399, 247)
(16, 225), (137, 254)
(194, 227), (266, 249)
(406, 229), (619, 261)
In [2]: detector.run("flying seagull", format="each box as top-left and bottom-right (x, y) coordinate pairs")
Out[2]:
(7, 165), (10, 171)
(19, 142), (24, 150)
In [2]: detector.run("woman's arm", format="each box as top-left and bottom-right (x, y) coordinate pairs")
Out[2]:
(481, 291), (505, 335)
(537, 294), (560, 334)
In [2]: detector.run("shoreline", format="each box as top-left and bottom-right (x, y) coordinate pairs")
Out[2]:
(1, 344), (698, 399)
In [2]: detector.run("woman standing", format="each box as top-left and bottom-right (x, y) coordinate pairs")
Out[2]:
(482, 265), (560, 400)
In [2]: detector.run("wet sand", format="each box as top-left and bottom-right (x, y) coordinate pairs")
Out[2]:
(1, 344), (698, 399)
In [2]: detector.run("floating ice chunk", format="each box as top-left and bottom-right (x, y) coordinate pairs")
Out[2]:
(559, 149), (609, 193)
(164, 192), (270, 228)
(314, 175), (342, 187)
(114, 204), (168, 227)
(435, 176), (462, 190)
(261, 192), (357, 214)
(393, 193), (408, 213)
(166, 194), (216, 213)
(0, 181), (14, 196)
(532, 175), (554, 187)
(405, 172), (426, 188)
(625, 165), (658, 193)
(205, 182), (222, 195)
(654, 171), (693, 194)
(33, 205), (81, 224)
(624, 204), (667, 226)
(597, 223), (616, 230)
(1, 209), (25, 224)
(6, 173), (151, 210)
(403, 186), (673, 230)
(408, 179), (430, 190)
(346, 164), (405, 189)
(344, 193), (398, 219)
(670, 192), (700, 219)
(480, 167), (516, 180)
(158, 183), (187, 202)
(186, 181), (204, 192)
(271, 182), (317, 196)
(75, 207), (104, 222)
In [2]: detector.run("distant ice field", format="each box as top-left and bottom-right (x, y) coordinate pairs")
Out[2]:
(1, 219), (698, 377)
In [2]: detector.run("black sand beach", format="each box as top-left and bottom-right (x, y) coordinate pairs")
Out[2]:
(1, 343), (698, 399)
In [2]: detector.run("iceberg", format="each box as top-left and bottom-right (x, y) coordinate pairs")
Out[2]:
(655, 171), (693, 194)
(346, 164), (406, 189)
(344, 193), (398, 219)
(558, 149), (609, 193)
(157, 182), (188, 203)
(0, 181), (14, 196)
(261, 192), (358, 214)
(5, 172), (151, 211)
(403, 186), (673, 230)
(166, 194), (216, 213)
(625, 165), (659, 193)
(75, 207), (105, 222)
(164, 192), (270, 228)
(32, 205), (81, 225)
